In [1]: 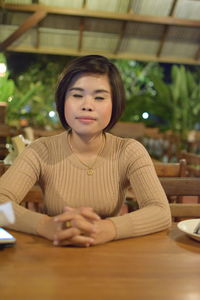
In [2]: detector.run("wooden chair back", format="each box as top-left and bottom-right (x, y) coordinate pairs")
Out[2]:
(154, 159), (187, 177)
(109, 122), (145, 139)
(154, 159), (187, 204)
(0, 161), (9, 176)
(126, 159), (187, 201)
(0, 162), (43, 208)
(160, 177), (200, 218)
(180, 151), (200, 177)
(160, 177), (200, 196)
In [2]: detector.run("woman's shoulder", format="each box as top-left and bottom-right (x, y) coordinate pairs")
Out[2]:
(106, 132), (146, 152)
(30, 131), (67, 148)
(25, 131), (68, 158)
(105, 132), (151, 166)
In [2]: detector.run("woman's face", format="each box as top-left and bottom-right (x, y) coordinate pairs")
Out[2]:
(64, 73), (112, 137)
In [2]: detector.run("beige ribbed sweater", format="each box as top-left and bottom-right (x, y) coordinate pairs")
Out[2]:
(0, 131), (171, 240)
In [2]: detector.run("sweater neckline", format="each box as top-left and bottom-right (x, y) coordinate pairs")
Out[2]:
(63, 130), (113, 170)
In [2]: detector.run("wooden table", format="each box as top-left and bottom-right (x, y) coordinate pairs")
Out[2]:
(0, 224), (200, 300)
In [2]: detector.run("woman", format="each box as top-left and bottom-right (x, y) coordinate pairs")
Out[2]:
(0, 55), (171, 247)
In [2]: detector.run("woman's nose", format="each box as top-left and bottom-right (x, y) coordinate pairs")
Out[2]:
(82, 107), (92, 111)
(81, 96), (94, 111)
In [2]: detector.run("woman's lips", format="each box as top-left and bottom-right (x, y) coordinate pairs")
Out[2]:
(76, 116), (96, 124)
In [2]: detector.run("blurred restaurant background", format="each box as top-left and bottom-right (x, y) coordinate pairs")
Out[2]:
(0, 0), (200, 168)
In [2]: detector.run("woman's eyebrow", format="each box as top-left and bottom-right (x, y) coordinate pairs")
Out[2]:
(94, 89), (110, 94)
(68, 87), (110, 94)
(69, 87), (84, 92)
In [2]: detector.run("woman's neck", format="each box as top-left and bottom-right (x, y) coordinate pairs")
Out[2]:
(69, 130), (104, 155)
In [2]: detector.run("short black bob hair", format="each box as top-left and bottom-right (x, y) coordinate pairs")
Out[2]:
(55, 55), (125, 131)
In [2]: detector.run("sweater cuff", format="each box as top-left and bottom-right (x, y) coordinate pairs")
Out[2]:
(108, 214), (133, 240)
(6, 210), (46, 236)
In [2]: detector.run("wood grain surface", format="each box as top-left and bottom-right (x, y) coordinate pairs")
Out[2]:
(1, 224), (200, 300)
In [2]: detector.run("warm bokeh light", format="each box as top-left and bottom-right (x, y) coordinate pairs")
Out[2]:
(0, 63), (7, 76)
(142, 112), (149, 119)
(49, 111), (56, 118)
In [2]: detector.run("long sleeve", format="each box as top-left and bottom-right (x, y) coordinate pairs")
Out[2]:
(0, 143), (47, 234)
(109, 140), (172, 239)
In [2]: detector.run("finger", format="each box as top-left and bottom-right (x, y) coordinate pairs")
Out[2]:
(54, 210), (99, 226)
(54, 212), (77, 223)
(64, 206), (101, 222)
(69, 235), (95, 247)
(78, 207), (101, 222)
(55, 213), (96, 235)
(54, 227), (81, 243)
(72, 218), (97, 234)
(54, 234), (95, 247)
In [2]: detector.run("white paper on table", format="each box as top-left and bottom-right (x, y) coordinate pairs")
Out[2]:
(0, 202), (15, 226)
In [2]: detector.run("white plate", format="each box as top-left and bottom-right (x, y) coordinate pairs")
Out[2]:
(178, 219), (200, 242)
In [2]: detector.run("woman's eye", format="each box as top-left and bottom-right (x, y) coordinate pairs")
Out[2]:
(73, 94), (82, 98)
(95, 96), (104, 100)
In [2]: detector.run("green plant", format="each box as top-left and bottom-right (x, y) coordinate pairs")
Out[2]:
(149, 65), (200, 139)
(5, 55), (164, 128)
(7, 55), (71, 128)
(5, 53), (200, 137)
(6, 80), (43, 127)
(113, 59), (164, 122)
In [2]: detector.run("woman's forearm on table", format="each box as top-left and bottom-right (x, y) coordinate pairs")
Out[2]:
(109, 203), (171, 240)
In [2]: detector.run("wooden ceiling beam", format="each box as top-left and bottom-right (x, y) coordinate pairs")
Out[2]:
(114, 21), (127, 54)
(194, 47), (200, 60)
(127, 0), (133, 13)
(6, 45), (200, 65)
(0, 10), (47, 51)
(35, 25), (40, 49)
(156, 0), (178, 57)
(2, 3), (200, 28)
(78, 17), (84, 52)
(114, 1), (132, 55)
(82, 0), (87, 9)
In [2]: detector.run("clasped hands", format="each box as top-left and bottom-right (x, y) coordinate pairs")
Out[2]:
(51, 206), (116, 247)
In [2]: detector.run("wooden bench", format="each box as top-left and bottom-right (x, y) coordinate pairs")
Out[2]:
(0, 162), (43, 207)
(154, 159), (187, 177)
(109, 121), (145, 139)
(180, 151), (200, 177)
(126, 159), (187, 202)
(160, 177), (200, 218)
